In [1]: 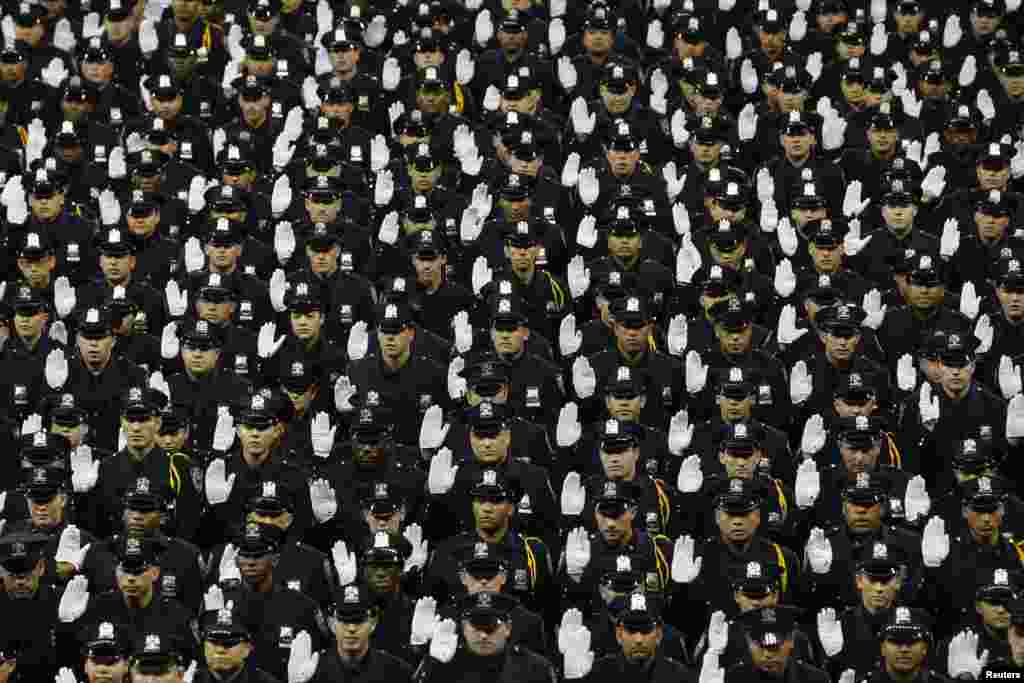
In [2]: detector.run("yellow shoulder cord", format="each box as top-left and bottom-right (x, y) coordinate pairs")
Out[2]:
(648, 336), (657, 352)
(545, 272), (565, 309)
(886, 433), (902, 469)
(652, 535), (669, 589)
(17, 126), (27, 146)
(772, 543), (789, 594)
(773, 479), (788, 516)
(653, 479), (670, 529)
(202, 24), (212, 51)
(1014, 540), (1024, 565)
(454, 83), (465, 113)
(169, 461), (182, 496)
(522, 536), (539, 589)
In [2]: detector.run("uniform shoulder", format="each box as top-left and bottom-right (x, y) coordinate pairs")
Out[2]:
(371, 648), (414, 674)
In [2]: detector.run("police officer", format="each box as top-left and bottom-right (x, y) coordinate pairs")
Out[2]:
(936, 569), (1017, 674)
(718, 606), (831, 683)
(125, 631), (195, 683)
(77, 620), (132, 683)
(861, 609), (952, 683)
(0, 532), (60, 682)
(193, 604), (279, 683)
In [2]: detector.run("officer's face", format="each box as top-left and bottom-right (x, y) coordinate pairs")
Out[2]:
(595, 503), (634, 544)
(1010, 624), (1024, 662)
(99, 253), (136, 284)
(720, 449), (759, 479)
(461, 569), (506, 594)
(583, 28), (613, 53)
(734, 588), (779, 612)
(416, 87), (450, 114)
(719, 396), (753, 422)
(975, 210), (1010, 243)
(472, 497), (513, 532)
(998, 284), (1024, 320)
(17, 254), (55, 288)
(843, 500), (883, 532)
(283, 384), (317, 416)
(605, 394), (644, 421)
(122, 415), (160, 450)
(691, 140), (722, 164)
(30, 191), (66, 220)
(307, 245), (339, 275)
(716, 509), (760, 543)
(181, 345), (220, 375)
(470, 429), (511, 464)
(834, 395), (877, 418)
(85, 653), (129, 683)
(203, 638), (251, 674)
(600, 444), (639, 480)
(749, 636), (794, 674)
(791, 206), (828, 228)
(238, 423), (278, 460)
(236, 552), (274, 584)
(607, 232), (641, 261)
(205, 244), (241, 272)
(606, 149), (640, 177)
(172, 0), (199, 21)
(115, 564), (159, 600)
(28, 493), (65, 528)
(462, 619), (511, 656)
(377, 328), (415, 363)
(839, 441), (880, 475)
(239, 93), (271, 126)
(507, 243), (540, 275)
(127, 208), (161, 237)
(365, 562), (402, 593)
(940, 358), (974, 395)
(809, 243), (843, 272)
(781, 132), (813, 160)
(907, 282), (944, 310)
(413, 252), (446, 286)
(335, 616), (376, 658)
(978, 163), (1010, 191)
(329, 45), (360, 74)
(491, 324), (527, 355)
(13, 309), (47, 341)
(129, 666), (182, 683)
(978, 599), (1012, 630)
(715, 324), (753, 355)
(881, 639), (928, 674)
(613, 320), (650, 354)
(362, 506), (404, 534)
(856, 573), (900, 610)
(156, 428), (188, 452)
(78, 333), (115, 368)
(0, 558), (43, 599)
(289, 310), (322, 341)
(616, 623), (663, 660)
(824, 330), (860, 361)
(196, 298), (235, 323)
(965, 506), (1003, 542)
(758, 28), (786, 57)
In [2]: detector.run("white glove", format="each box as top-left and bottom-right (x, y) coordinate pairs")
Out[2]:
(651, 70), (669, 116)
(922, 166), (947, 201)
(310, 413), (336, 459)
(474, 9), (494, 46)
(448, 355), (466, 400)
(817, 608), (844, 657)
(82, 12), (102, 39)
(897, 354), (918, 392)
(562, 152), (581, 188)
(790, 10), (808, 40)
(645, 18), (665, 48)
(471, 182), (494, 219)
(301, 76), (322, 111)
(943, 14), (962, 48)
(565, 527), (591, 576)
(870, 23), (888, 56)
(1007, 394), (1024, 439)
(410, 597), (439, 645)
(562, 625), (594, 680)
(673, 202), (691, 237)
(578, 167), (600, 206)
(760, 199), (780, 234)
(381, 58), (401, 91)
(164, 280), (188, 318)
(374, 170), (394, 207)
(823, 112), (847, 151)
(921, 516), (950, 567)
(205, 458), (236, 505)
(188, 175), (207, 214)
(479, 85), (499, 113)
(560, 314), (582, 357)
(269, 269), (288, 313)
(257, 322), (285, 359)
(957, 283), (983, 326)
(561, 471), (586, 515)
(708, 612), (729, 655)
(1000, 356), (1023, 399)
(801, 413), (827, 457)
(429, 620), (458, 663)
(347, 321), (369, 361)
(218, 544), (240, 584)
(364, 15), (387, 47)
(451, 311), (473, 355)
(55, 525), (91, 570)
(959, 55), (977, 87)
(568, 254), (591, 298)
(871, 0), (888, 21)
(378, 211), (400, 246)
(806, 527), (833, 574)
(948, 631), (989, 680)
(185, 237), (205, 273)
(41, 57), (69, 88)
(676, 454), (703, 493)
(843, 180), (870, 218)
(271, 175), (293, 216)
(738, 101), (758, 139)
(667, 314), (688, 356)
(556, 403), (583, 449)
(919, 382), (940, 430)
(46, 349), (69, 389)
(332, 541), (357, 585)
(56, 667), (79, 683)
(790, 360), (813, 404)
(54, 277), (76, 319)
(549, 17), (566, 54)
(719, 0), (736, 9)
(471, 256), (493, 296)
(904, 475), (931, 523)
(71, 446), (100, 493)
(427, 448), (458, 494)
(50, 320), (68, 345)
(309, 478), (337, 523)
(756, 168), (775, 203)
(274, 221), (296, 264)
(664, 161), (686, 201)
(844, 218), (873, 256)
(558, 56), (578, 91)
(778, 305), (808, 345)
(455, 49), (475, 85)
(774, 259), (797, 298)
(419, 405), (450, 450)
(161, 322), (180, 360)
(795, 458), (821, 508)
(460, 207), (484, 243)
(287, 632), (319, 683)
(672, 535), (702, 583)
(404, 524), (429, 573)
(559, 609), (585, 654)
(334, 376), (356, 412)
(58, 576), (90, 623)
(976, 314), (995, 354)
(862, 288), (886, 330)
(806, 52), (824, 82)
(685, 350), (708, 394)
(977, 89), (996, 121)
(370, 134), (390, 173)
(571, 97), (596, 137)
(726, 27), (743, 60)
(139, 18), (159, 53)
(676, 235), (702, 283)
(777, 217), (798, 257)
(572, 356), (597, 399)
(938, 219), (961, 262)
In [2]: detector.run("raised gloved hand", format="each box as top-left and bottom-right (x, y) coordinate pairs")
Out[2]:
(161, 322), (180, 360)
(800, 414), (827, 455)
(777, 217), (798, 257)
(667, 314), (688, 356)
(795, 458), (821, 508)
(919, 382), (940, 430)
(944, 13), (963, 47)
(560, 314), (582, 357)
(664, 161), (686, 201)
(71, 446), (100, 493)
(673, 202), (691, 237)
(410, 597), (439, 645)
(685, 351), (708, 394)
(54, 277), (76, 319)
(790, 10), (808, 40)
(562, 623), (594, 680)
(257, 322), (286, 359)
(46, 348), (69, 389)
(646, 19), (664, 49)
(455, 48), (475, 86)
(561, 152), (581, 188)
(429, 620), (458, 663)
(806, 51), (824, 82)
(948, 631), (989, 680)
(671, 535), (702, 583)
(578, 167), (600, 206)
(346, 321), (369, 361)
(559, 609), (584, 654)
(777, 305), (808, 345)
(308, 478), (337, 524)
(870, 23), (888, 56)
(287, 631), (319, 683)
(668, 410), (694, 455)
(310, 413), (336, 459)
(403, 523), (428, 573)
(676, 454), (703, 493)
(332, 541), (357, 586)
(922, 516), (950, 567)
(844, 218), (873, 256)
(897, 354), (917, 392)
(650, 70), (668, 116)
(843, 180), (870, 217)
(817, 608), (844, 657)
(474, 8), (494, 45)
(904, 475), (931, 523)
(419, 405), (450, 451)
(959, 54), (977, 87)
(382, 57), (402, 90)
(977, 89), (996, 121)
(708, 611), (729, 655)
(760, 199), (779, 233)
(268, 269), (288, 313)
(205, 458), (236, 505)
(676, 234), (702, 283)
(334, 376), (356, 413)
(556, 403), (582, 449)
(57, 667), (79, 683)
(726, 27), (742, 59)
(561, 471), (586, 515)
(274, 220), (296, 264)
(738, 101), (758, 139)
(565, 527), (591, 577)
(164, 279), (188, 318)
(1007, 394), (1024, 439)
(922, 165), (947, 202)
(427, 448), (458, 494)
(975, 314), (995, 354)
(185, 236), (205, 273)
(558, 56), (577, 91)
(774, 259), (797, 298)
(945, 219), (963, 261)
(570, 97), (595, 136)
(790, 360), (813, 404)
(568, 254), (591, 299)
(471, 256), (493, 296)
(862, 288), (886, 330)
(1001, 355), (1024, 399)
(58, 576), (90, 623)
(822, 111), (847, 151)
(959, 282), (982, 324)
(50, 320), (67, 345)
(548, 17), (566, 54)
(55, 525), (91, 571)
(572, 356), (597, 399)
(806, 527), (833, 574)
(41, 57), (69, 88)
